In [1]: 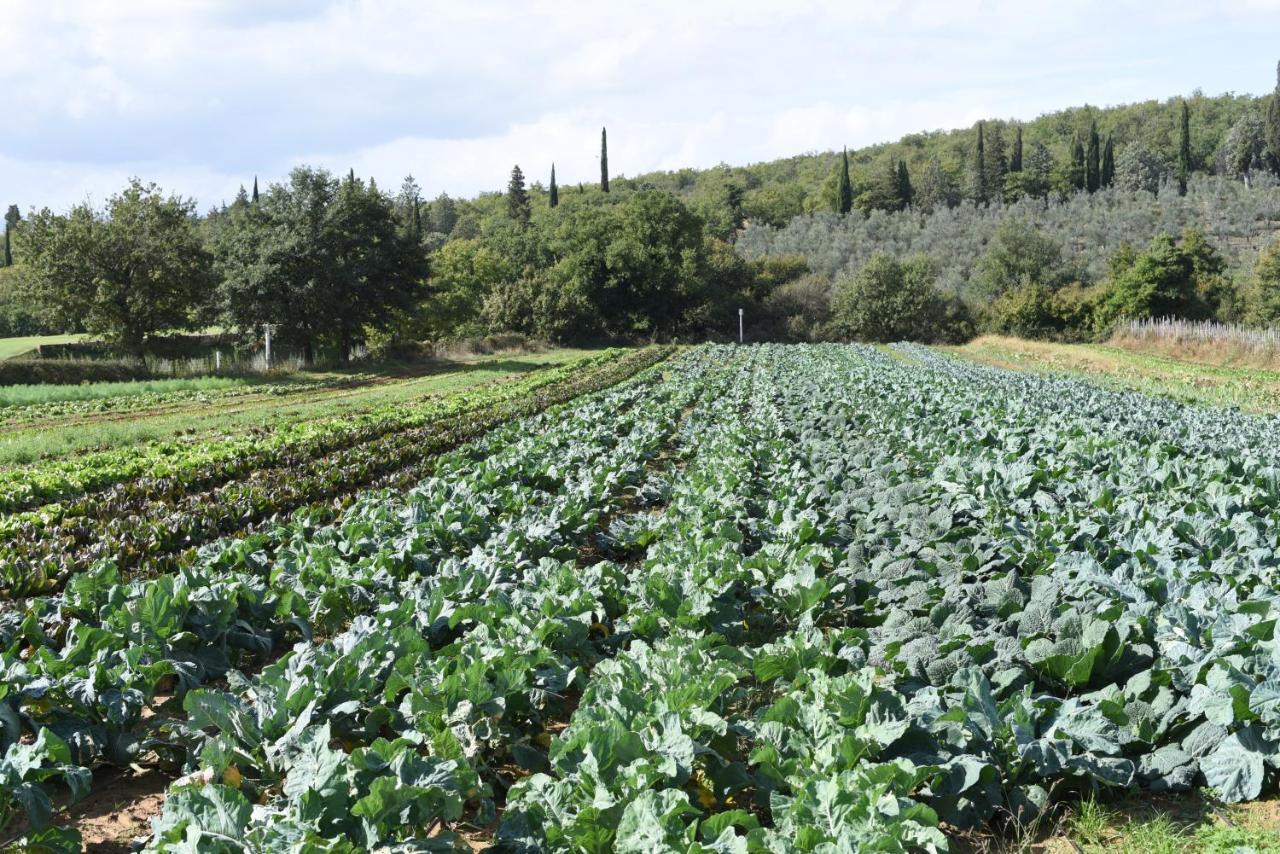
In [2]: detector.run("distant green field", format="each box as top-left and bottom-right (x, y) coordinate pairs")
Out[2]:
(0, 347), (605, 464)
(0, 333), (86, 360)
(949, 335), (1280, 413)
(0, 375), (259, 408)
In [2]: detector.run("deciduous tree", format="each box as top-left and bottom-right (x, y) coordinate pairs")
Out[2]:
(19, 180), (214, 358)
(213, 167), (426, 364)
(832, 253), (948, 342)
(1265, 61), (1280, 175)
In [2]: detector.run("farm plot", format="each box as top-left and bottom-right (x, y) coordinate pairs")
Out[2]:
(7, 342), (1280, 851)
(0, 346), (668, 596)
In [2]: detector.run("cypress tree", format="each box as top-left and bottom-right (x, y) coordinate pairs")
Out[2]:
(430, 192), (458, 234)
(3, 205), (17, 267)
(1071, 138), (1086, 190)
(251, 177), (259, 203)
(896, 159), (913, 209)
(1178, 100), (1192, 195)
(406, 179), (421, 239)
(507, 164), (531, 223)
(1086, 121), (1101, 193)
(1101, 134), (1116, 188)
(549, 163), (559, 208)
(348, 168), (356, 186)
(971, 123), (987, 204)
(835, 148), (853, 214)
(1265, 60), (1280, 176)
(1010, 126), (1023, 173)
(600, 127), (609, 193)
(985, 125), (1008, 201)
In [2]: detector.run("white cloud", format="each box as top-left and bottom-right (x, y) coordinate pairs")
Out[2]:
(0, 0), (1278, 209)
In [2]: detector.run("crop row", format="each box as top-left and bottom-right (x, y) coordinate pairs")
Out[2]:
(130, 344), (952, 850)
(141, 343), (1280, 850)
(11, 341), (1280, 850)
(0, 375), (358, 428)
(490, 343), (1280, 848)
(0, 348), (669, 596)
(0, 349), (635, 518)
(0, 348), (726, 849)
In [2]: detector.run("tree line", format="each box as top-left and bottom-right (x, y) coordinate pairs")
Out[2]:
(621, 64), (1280, 231)
(2, 65), (1280, 355)
(0, 127), (776, 357)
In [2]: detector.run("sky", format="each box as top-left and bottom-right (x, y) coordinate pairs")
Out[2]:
(2, 0), (1280, 212)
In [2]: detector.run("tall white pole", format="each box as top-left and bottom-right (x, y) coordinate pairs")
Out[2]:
(738, 308), (744, 344)
(264, 323), (273, 370)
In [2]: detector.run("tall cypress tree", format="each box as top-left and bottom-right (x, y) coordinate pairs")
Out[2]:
(985, 125), (1007, 202)
(507, 165), (530, 223)
(971, 123), (987, 204)
(1010, 126), (1023, 173)
(1086, 121), (1101, 193)
(251, 177), (259, 203)
(1101, 134), (1116, 188)
(3, 205), (18, 267)
(600, 127), (609, 193)
(835, 148), (853, 214)
(399, 175), (422, 240)
(1265, 60), (1280, 176)
(896, 159), (913, 209)
(1070, 138), (1086, 191)
(549, 164), (559, 208)
(1178, 100), (1192, 195)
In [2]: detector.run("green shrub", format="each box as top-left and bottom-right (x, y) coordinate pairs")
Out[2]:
(832, 253), (961, 343)
(760, 274), (834, 342)
(0, 359), (153, 386)
(1053, 283), (1111, 340)
(1096, 230), (1225, 331)
(986, 283), (1059, 338)
(972, 218), (1069, 298)
(1246, 237), (1280, 326)
(984, 281), (1111, 341)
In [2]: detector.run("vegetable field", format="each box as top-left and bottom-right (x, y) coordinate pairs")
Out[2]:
(0, 348), (663, 597)
(5, 342), (1280, 850)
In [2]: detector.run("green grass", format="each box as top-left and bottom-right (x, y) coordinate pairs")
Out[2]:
(0, 375), (260, 408)
(948, 335), (1280, 413)
(0, 348), (608, 466)
(995, 792), (1280, 854)
(0, 333), (86, 361)
(1069, 797), (1116, 847)
(1065, 809), (1280, 853)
